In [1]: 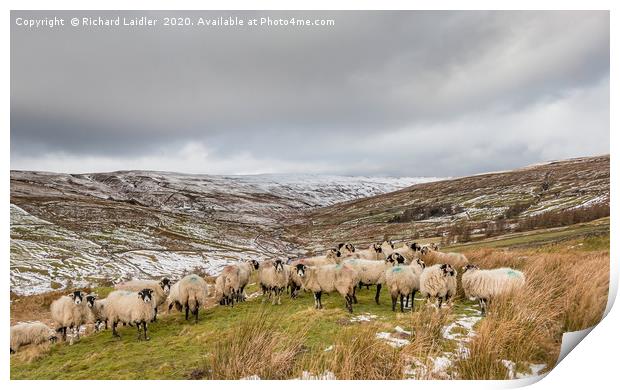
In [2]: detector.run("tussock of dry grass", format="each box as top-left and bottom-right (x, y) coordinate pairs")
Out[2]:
(455, 248), (609, 379)
(306, 325), (403, 379)
(202, 310), (307, 379)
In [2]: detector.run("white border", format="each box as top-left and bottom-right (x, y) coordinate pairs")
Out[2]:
(3, 1), (616, 389)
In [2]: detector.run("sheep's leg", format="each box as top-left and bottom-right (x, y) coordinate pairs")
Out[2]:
(105, 320), (108, 330)
(400, 294), (405, 312)
(352, 286), (358, 304)
(185, 304), (190, 320)
(152, 307), (158, 322)
(144, 321), (150, 340)
(137, 322), (143, 340)
(194, 303), (199, 323)
(314, 291), (323, 309)
(438, 296), (443, 309)
(345, 294), (353, 313)
(375, 284), (382, 305)
(391, 295), (397, 311)
(112, 321), (120, 338)
(479, 298), (487, 315)
(411, 290), (417, 311)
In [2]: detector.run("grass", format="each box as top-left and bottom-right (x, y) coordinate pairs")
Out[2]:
(10, 226), (610, 380)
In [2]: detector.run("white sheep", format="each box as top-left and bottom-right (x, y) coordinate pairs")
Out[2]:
(344, 243), (385, 260)
(337, 243), (356, 257)
(258, 259), (289, 305)
(419, 264), (458, 308)
(10, 322), (57, 353)
(114, 277), (171, 321)
(342, 258), (393, 304)
(50, 290), (91, 341)
(176, 274), (210, 321)
(394, 242), (422, 263)
(420, 247), (468, 269)
(218, 265), (241, 307)
(285, 263), (303, 298)
(381, 240), (396, 256)
(236, 260), (260, 302)
(167, 280), (183, 313)
(294, 263), (360, 313)
(461, 265), (526, 314)
(295, 248), (341, 267)
(85, 294), (108, 330)
(105, 289), (155, 340)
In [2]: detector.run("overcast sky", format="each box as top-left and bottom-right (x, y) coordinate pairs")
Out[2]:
(11, 11), (609, 177)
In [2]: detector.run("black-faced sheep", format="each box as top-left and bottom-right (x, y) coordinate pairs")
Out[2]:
(384, 257), (425, 312)
(105, 289), (155, 340)
(461, 265), (526, 314)
(420, 247), (468, 269)
(10, 322), (57, 353)
(258, 259), (289, 305)
(50, 290), (90, 342)
(295, 263), (360, 313)
(176, 274), (210, 321)
(420, 264), (458, 309)
(114, 277), (171, 321)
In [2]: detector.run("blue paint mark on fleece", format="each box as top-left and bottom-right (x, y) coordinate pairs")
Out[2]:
(392, 267), (403, 273)
(506, 270), (519, 278)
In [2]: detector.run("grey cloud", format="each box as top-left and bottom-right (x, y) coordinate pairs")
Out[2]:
(10, 10), (609, 176)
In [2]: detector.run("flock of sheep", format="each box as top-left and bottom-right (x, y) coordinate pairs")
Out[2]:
(10, 240), (526, 354)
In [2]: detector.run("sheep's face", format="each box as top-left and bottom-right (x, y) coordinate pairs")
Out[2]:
(440, 264), (456, 277)
(345, 243), (355, 253)
(326, 248), (341, 259)
(295, 264), (307, 278)
(138, 288), (154, 303)
(421, 247), (431, 255)
(409, 242), (421, 251)
(416, 258), (426, 269)
(85, 295), (97, 308)
(160, 277), (172, 294)
(69, 291), (83, 305)
(394, 253), (406, 264)
(250, 260), (260, 270)
(463, 264), (479, 273)
(382, 240), (395, 249)
(431, 243), (439, 251)
(372, 244), (382, 253)
(274, 260), (285, 273)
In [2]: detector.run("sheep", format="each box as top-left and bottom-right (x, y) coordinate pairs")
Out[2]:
(337, 243), (356, 257)
(295, 263), (360, 313)
(114, 277), (171, 322)
(50, 290), (91, 342)
(105, 289), (155, 340)
(394, 242), (422, 263)
(381, 240), (396, 256)
(384, 255), (426, 310)
(219, 265), (241, 307)
(343, 243), (385, 260)
(420, 247), (469, 269)
(258, 259), (289, 305)
(236, 260), (260, 302)
(419, 264), (458, 309)
(10, 322), (57, 353)
(176, 274), (210, 321)
(461, 265), (526, 315)
(294, 248), (342, 267)
(341, 258), (393, 304)
(285, 263), (303, 298)
(167, 280), (183, 313)
(85, 294), (108, 330)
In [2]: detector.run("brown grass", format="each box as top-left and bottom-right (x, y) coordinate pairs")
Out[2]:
(201, 310), (308, 379)
(305, 325), (403, 379)
(455, 248), (609, 379)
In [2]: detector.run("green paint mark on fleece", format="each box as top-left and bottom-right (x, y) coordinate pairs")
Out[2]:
(392, 267), (403, 273)
(507, 270), (519, 278)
